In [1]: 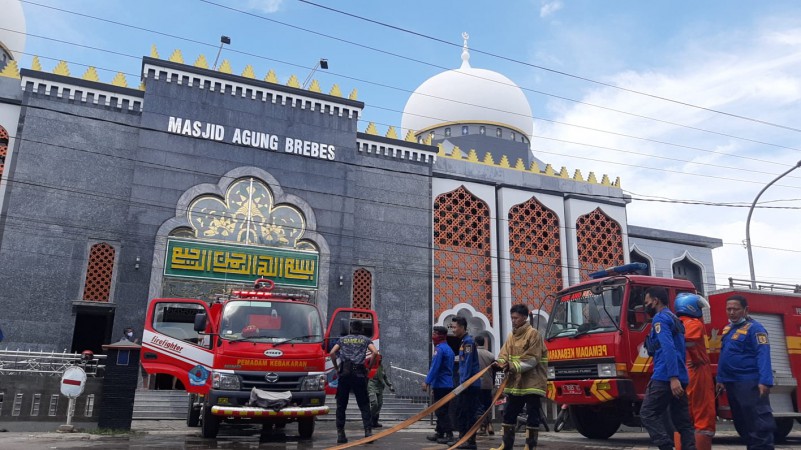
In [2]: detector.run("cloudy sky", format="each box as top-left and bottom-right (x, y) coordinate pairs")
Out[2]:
(11, 0), (801, 289)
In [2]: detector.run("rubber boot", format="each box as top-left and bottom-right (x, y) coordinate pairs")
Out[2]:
(336, 428), (347, 444)
(490, 424), (516, 450)
(456, 434), (477, 450)
(524, 427), (539, 450)
(695, 433), (713, 450)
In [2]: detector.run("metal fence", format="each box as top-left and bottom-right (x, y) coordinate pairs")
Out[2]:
(0, 350), (106, 377)
(728, 277), (801, 293)
(387, 364), (429, 404)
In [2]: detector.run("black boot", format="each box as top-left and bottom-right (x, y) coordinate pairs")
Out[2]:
(372, 413), (383, 427)
(456, 433), (477, 450)
(427, 432), (444, 442)
(337, 428), (347, 444)
(436, 431), (454, 445)
(524, 426), (538, 450)
(364, 426), (373, 444)
(490, 424), (516, 450)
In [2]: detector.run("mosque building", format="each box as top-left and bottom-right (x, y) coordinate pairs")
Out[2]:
(0, 1), (720, 377)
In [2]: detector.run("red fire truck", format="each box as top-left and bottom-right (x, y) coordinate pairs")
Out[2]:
(141, 278), (378, 439)
(544, 264), (801, 442)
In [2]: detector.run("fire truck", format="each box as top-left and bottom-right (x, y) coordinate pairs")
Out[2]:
(543, 263), (801, 442)
(141, 278), (378, 439)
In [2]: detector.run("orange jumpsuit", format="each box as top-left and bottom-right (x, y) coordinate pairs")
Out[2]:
(680, 316), (716, 449)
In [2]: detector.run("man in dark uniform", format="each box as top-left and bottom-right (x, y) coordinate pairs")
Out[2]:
(640, 286), (696, 450)
(329, 320), (379, 444)
(716, 294), (776, 450)
(452, 316), (480, 450)
(424, 325), (455, 444)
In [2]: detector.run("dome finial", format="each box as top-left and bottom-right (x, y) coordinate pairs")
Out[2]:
(460, 32), (470, 68)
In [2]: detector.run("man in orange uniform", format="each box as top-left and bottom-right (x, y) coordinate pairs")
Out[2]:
(674, 293), (716, 450)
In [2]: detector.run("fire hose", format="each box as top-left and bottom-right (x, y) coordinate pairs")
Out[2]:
(326, 365), (508, 450)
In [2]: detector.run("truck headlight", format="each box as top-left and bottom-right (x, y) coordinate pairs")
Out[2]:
(212, 372), (241, 390)
(547, 366), (556, 380)
(597, 363), (616, 378)
(300, 373), (326, 391)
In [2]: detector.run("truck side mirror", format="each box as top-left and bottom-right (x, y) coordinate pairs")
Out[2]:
(194, 313), (207, 332)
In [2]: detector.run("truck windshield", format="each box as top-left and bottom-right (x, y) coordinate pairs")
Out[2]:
(546, 284), (623, 340)
(220, 300), (323, 343)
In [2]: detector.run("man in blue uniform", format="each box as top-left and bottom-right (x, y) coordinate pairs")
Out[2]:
(452, 316), (481, 450)
(640, 286), (696, 450)
(716, 294), (776, 450)
(424, 326), (455, 444)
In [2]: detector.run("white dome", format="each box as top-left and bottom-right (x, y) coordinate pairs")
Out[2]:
(401, 43), (533, 139)
(0, 0), (26, 61)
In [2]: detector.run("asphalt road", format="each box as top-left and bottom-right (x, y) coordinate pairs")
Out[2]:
(1, 420), (800, 449)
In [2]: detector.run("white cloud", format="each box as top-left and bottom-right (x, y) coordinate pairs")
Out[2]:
(540, 1), (563, 18)
(535, 20), (801, 287)
(246, 0), (284, 14)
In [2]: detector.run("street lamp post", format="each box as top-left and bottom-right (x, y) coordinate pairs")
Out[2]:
(745, 160), (801, 289)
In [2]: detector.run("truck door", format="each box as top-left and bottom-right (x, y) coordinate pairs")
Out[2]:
(323, 308), (379, 393)
(624, 284), (652, 398)
(141, 299), (214, 394)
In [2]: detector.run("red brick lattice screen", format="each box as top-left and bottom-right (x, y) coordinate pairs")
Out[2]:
(433, 186), (493, 323)
(0, 125), (8, 179)
(352, 268), (372, 311)
(83, 243), (116, 302)
(508, 197), (562, 313)
(576, 208), (624, 281)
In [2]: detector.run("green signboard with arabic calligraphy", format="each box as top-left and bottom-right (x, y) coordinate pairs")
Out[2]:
(164, 239), (318, 288)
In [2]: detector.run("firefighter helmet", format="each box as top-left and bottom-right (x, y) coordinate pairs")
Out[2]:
(674, 292), (706, 318)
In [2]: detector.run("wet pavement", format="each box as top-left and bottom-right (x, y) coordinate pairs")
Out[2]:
(0, 420), (800, 449)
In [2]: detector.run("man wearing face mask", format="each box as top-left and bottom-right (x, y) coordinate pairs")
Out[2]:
(120, 326), (139, 344)
(423, 326), (455, 445)
(640, 287), (696, 450)
(716, 295), (775, 450)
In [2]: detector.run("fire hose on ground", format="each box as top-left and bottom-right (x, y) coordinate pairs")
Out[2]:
(326, 365), (508, 450)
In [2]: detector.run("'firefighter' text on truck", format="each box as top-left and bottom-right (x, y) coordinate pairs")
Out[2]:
(140, 278), (378, 439)
(543, 263), (801, 443)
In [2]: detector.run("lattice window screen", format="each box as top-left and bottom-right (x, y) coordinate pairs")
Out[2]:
(576, 208), (624, 281)
(83, 243), (116, 302)
(0, 125), (8, 180)
(508, 197), (562, 313)
(433, 186), (493, 323)
(352, 268), (372, 310)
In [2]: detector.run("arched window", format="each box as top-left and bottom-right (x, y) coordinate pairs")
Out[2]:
(629, 249), (652, 275)
(352, 268), (373, 310)
(444, 128), (451, 137)
(508, 197), (562, 314)
(673, 257), (704, 295)
(576, 208), (624, 281)
(461, 125), (468, 136)
(83, 243), (116, 302)
(433, 186), (492, 323)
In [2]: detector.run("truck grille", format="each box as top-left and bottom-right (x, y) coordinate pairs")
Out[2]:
(238, 372), (305, 391)
(553, 364), (598, 380)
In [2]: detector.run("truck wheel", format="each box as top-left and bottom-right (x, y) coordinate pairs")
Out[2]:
(774, 418), (794, 444)
(201, 404), (219, 438)
(298, 418), (315, 439)
(571, 405), (620, 439)
(186, 395), (200, 427)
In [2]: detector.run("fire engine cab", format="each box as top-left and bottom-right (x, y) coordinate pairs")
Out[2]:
(141, 278), (378, 439)
(544, 263), (801, 443)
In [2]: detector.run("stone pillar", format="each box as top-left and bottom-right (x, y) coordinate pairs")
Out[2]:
(97, 342), (141, 430)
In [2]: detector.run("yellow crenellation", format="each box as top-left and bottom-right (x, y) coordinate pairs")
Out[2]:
(286, 74), (301, 88)
(385, 126), (398, 139)
(364, 122), (378, 135)
(31, 56), (42, 71)
(329, 84), (342, 97)
(404, 130), (416, 142)
(168, 49), (184, 64)
(349, 88), (358, 100)
(82, 67), (100, 82)
(218, 60), (233, 74)
(264, 70), (279, 84)
(242, 65), (256, 79)
(308, 80), (322, 93)
(53, 61), (70, 76)
(150, 45), (160, 59)
(111, 72), (128, 88)
(194, 55), (209, 69)
(466, 149), (479, 162)
(0, 60), (20, 79)
(451, 146), (463, 159)
(498, 155), (511, 168)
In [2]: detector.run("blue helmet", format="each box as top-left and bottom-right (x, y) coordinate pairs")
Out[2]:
(674, 293), (706, 318)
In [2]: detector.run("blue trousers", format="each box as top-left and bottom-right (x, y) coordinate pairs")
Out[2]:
(640, 380), (696, 450)
(725, 381), (776, 450)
